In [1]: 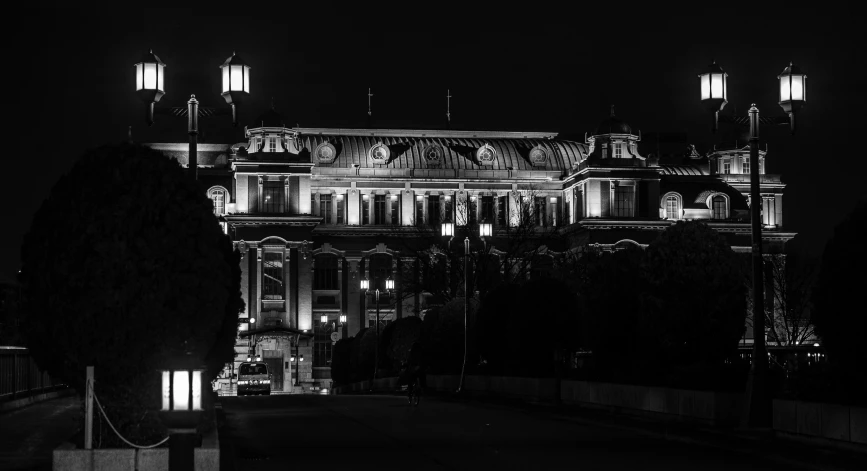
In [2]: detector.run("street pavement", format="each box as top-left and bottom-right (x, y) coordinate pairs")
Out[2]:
(216, 393), (865, 471)
(0, 395), (80, 471)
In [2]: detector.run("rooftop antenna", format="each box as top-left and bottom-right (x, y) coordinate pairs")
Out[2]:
(367, 87), (373, 128)
(128, 125), (133, 144)
(611, 104), (616, 117)
(446, 89), (452, 129)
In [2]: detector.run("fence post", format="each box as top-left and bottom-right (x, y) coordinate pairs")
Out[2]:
(85, 366), (94, 450)
(12, 353), (18, 399)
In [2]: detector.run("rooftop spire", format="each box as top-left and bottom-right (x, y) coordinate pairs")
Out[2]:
(271, 97), (275, 110)
(611, 104), (616, 118)
(446, 89), (452, 129)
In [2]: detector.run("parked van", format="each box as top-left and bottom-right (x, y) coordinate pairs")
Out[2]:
(237, 361), (271, 396)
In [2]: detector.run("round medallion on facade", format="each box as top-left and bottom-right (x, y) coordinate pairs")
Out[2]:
(476, 143), (496, 165)
(369, 141), (390, 165)
(529, 146), (548, 166)
(422, 144), (444, 167)
(315, 141), (337, 163)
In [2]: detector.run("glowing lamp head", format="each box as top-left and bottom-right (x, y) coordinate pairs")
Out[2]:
(320, 315), (328, 323)
(290, 354), (296, 362)
(249, 317), (256, 325)
(134, 49), (166, 104)
(255, 355), (261, 362)
(441, 222), (455, 237)
(360, 278), (370, 290)
(339, 315), (347, 324)
(698, 61), (728, 112)
(777, 62), (806, 114)
(385, 278), (395, 290)
(479, 223), (493, 238)
(299, 355), (304, 362)
(219, 52), (251, 105)
(246, 356), (252, 362)
(160, 369), (203, 413)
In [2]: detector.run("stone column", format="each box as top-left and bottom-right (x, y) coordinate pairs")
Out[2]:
(298, 246), (313, 332)
(348, 186), (360, 225)
(402, 188), (414, 225)
(299, 175), (312, 215)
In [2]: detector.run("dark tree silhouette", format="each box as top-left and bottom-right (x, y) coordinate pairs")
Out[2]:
(812, 200), (867, 403)
(18, 143), (243, 444)
(643, 221), (747, 378)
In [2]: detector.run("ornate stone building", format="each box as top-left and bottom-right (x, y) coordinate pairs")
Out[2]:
(145, 106), (795, 394)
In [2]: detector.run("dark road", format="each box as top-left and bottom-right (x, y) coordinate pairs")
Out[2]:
(217, 393), (820, 471)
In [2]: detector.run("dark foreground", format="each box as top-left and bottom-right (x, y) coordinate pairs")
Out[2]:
(217, 393), (853, 471)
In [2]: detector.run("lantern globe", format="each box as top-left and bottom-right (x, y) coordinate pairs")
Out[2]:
(360, 279), (370, 290)
(134, 49), (166, 104)
(777, 62), (806, 114)
(698, 61), (728, 113)
(219, 52), (251, 105)
(386, 278), (395, 290)
(442, 222), (455, 237)
(480, 223), (493, 238)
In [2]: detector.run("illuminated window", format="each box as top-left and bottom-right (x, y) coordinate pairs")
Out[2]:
(614, 143), (623, 158)
(268, 138), (276, 152)
(444, 196), (453, 222)
(263, 252), (284, 300)
(469, 196), (478, 224)
(613, 185), (635, 217)
(262, 181), (285, 213)
(208, 187), (227, 216)
(712, 195), (727, 219)
(742, 157), (750, 174)
(665, 194), (680, 220)
(722, 161), (731, 174)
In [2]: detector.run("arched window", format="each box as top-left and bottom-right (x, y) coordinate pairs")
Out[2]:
(207, 186), (229, 216)
(711, 194), (728, 219)
(662, 192), (682, 220)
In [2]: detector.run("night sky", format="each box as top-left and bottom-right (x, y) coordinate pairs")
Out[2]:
(5, 6), (865, 280)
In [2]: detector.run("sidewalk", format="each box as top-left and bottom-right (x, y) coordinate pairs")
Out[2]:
(0, 394), (81, 470)
(375, 387), (867, 471)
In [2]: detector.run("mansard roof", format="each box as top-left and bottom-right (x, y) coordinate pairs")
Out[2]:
(659, 164), (707, 176)
(660, 178), (749, 212)
(293, 129), (588, 172)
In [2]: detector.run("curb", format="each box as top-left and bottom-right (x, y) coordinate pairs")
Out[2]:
(0, 387), (76, 413)
(343, 386), (866, 471)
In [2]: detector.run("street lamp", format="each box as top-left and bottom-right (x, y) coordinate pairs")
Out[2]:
(159, 366), (204, 470)
(442, 223), (491, 394)
(360, 277), (394, 386)
(133, 50), (251, 181)
(697, 60), (806, 428)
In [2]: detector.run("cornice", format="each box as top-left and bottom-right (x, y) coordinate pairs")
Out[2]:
(293, 127), (558, 140)
(225, 215), (322, 226)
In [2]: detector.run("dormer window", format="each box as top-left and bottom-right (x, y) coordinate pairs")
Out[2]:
(268, 138), (276, 152)
(207, 186), (229, 216)
(722, 160), (731, 174)
(711, 194), (728, 219)
(614, 143), (623, 158)
(664, 193), (682, 220)
(742, 157), (750, 174)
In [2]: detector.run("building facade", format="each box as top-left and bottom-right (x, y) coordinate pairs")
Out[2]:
(145, 107), (796, 394)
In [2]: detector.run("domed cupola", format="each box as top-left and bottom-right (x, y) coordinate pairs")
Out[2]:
(239, 99), (299, 155)
(593, 106), (633, 136)
(584, 105), (644, 165)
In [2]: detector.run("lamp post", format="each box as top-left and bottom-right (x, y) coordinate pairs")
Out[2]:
(360, 277), (394, 387)
(442, 221), (492, 394)
(698, 61), (806, 427)
(134, 50), (251, 181)
(159, 365), (204, 471)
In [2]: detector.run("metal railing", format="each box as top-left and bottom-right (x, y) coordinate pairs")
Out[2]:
(0, 346), (66, 401)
